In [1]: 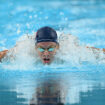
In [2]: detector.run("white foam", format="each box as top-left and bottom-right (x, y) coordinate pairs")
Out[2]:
(1, 32), (105, 70)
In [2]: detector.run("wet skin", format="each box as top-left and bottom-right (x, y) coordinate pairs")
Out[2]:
(35, 42), (59, 64)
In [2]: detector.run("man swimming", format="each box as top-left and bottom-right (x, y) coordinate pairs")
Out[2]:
(35, 27), (59, 64)
(0, 26), (105, 64)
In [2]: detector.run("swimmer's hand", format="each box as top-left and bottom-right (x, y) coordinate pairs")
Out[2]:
(0, 50), (8, 61)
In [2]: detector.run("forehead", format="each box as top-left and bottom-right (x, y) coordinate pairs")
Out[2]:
(36, 42), (57, 47)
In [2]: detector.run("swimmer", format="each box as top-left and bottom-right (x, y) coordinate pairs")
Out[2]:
(35, 27), (59, 64)
(0, 26), (105, 64)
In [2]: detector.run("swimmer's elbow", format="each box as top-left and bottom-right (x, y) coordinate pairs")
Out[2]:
(0, 50), (8, 62)
(103, 48), (105, 53)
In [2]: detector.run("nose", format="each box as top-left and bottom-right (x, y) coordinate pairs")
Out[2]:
(43, 50), (49, 57)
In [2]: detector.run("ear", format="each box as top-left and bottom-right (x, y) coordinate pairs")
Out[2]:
(56, 43), (59, 49)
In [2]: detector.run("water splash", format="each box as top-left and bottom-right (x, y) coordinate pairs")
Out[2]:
(0, 32), (105, 71)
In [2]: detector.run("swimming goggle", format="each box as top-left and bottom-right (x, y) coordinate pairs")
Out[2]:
(37, 46), (56, 52)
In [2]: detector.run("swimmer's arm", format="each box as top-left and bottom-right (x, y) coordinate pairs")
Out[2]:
(86, 46), (105, 53)
(103, 48), (105, 52)
(0, 50), (8, 61)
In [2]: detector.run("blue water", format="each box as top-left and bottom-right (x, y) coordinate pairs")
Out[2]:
(0, 0), (105, 105)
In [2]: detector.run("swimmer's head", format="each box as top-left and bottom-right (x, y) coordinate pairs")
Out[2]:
(35, 26), (59, 64)
(35, 26), (58, 44)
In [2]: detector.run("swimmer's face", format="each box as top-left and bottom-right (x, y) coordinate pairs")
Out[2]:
(35, 42), (59, 64)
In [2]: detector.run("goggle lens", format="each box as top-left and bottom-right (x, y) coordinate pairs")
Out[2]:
(38, 48), (45, 52)
(48, 48), (55, 52)
(38, 47), (55, 52)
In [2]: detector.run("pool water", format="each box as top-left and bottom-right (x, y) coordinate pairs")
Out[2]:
(0, 0), (105, 105)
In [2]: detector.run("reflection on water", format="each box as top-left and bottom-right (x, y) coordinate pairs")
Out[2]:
(30, 75), (65, 105)
(0, 70), (105, 105)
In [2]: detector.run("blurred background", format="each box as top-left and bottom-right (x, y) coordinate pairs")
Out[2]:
(0, 0), (105, 49)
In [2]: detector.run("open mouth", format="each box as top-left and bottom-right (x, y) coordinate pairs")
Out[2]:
(43, 58), (50, 63)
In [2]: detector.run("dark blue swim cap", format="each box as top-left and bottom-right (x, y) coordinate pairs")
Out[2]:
(35, 26), (58, 43)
